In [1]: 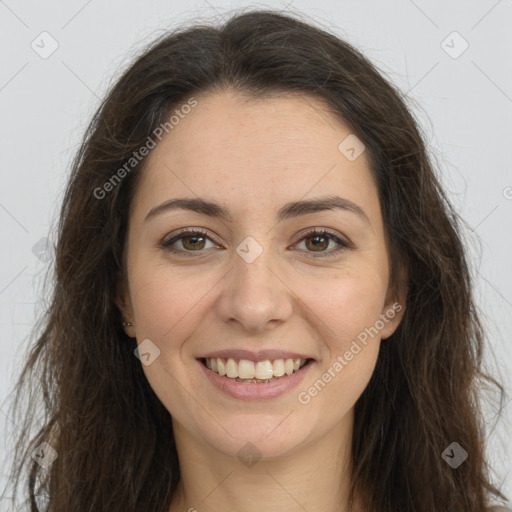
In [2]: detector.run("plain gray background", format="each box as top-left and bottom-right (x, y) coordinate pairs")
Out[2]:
(0, 0), (510, 506)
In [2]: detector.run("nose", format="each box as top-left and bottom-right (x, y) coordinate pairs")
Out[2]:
(215, 241), (294, 333)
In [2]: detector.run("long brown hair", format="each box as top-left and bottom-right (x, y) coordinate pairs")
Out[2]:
(2, 8), (509, 512)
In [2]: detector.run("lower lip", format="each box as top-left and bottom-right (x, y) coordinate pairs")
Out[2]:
(198, 359), (314, 400)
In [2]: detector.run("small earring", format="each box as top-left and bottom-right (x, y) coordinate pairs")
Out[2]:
(122, 321), (134, 327)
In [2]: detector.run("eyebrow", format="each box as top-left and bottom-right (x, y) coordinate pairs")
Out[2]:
(144, 195), (371, 225)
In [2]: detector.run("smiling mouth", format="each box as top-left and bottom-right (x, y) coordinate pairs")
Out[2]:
(199, 357), (312, 383)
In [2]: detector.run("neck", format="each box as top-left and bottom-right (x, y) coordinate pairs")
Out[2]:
(168, 410), (358, 512)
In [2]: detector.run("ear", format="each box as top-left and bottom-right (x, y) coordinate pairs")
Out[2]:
(379, 297), (406, 340)
(379, 268), (408, 340)
(115, 275), (136, 337)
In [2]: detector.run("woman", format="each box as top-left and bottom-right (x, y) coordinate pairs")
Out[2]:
(3, 8), (509, 512)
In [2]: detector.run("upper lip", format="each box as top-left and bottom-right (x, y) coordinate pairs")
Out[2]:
(199, 349), (315, 361)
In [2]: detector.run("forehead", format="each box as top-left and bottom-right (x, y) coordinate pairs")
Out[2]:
(131, 90), (378, 222)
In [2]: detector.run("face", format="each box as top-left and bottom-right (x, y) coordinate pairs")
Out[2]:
(117, 90), (404, 460)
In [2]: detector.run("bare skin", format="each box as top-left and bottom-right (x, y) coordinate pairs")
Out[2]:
(117, 90), (405, 512)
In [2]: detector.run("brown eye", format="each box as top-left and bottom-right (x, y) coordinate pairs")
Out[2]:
(181, 234), (207, 250)
(160, 229), (218, 256)
(304, 233), (330, 252)
(294, 229), (351, 258)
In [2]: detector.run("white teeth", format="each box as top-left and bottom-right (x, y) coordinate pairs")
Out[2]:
(238, 359), (255, 379)
(226, 358), (238, 378)
(255, 360), (274, 380)
(272, 359), (285, 377)
(284, 359), (294, 375)
(204, 357), (309, 381)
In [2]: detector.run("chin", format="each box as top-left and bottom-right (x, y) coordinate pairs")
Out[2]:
(199, 414), (311, 461)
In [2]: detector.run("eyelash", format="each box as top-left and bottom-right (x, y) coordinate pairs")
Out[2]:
(159, 227), (352, 258)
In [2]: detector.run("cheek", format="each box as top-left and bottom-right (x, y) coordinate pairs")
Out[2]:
(305, 264), (389, 350)
(297, 272), (384, 415)
(129, 266), (214, 342)
(310, 264), (387, 408)
(305, 344), (379, 421)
